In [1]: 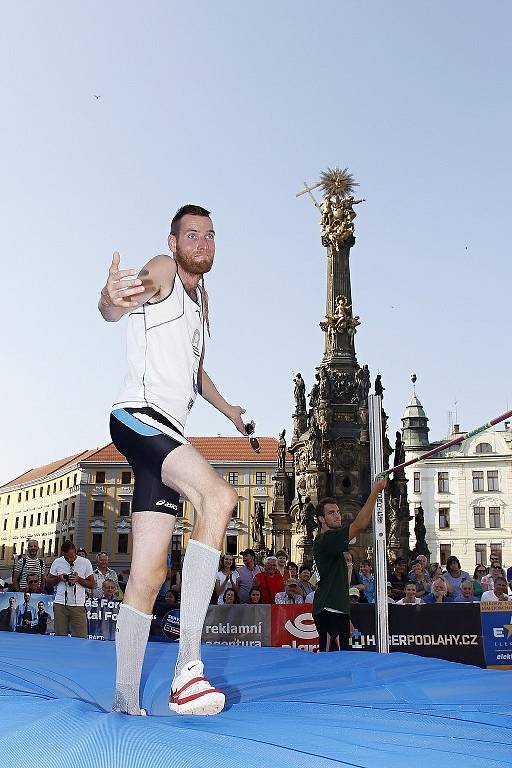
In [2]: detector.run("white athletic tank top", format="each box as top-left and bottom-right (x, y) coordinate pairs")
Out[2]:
(113, 273), (204, 431)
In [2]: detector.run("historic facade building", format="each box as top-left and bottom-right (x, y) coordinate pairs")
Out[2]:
(403, 392), (512, 572)
(0, 438), (290, 579)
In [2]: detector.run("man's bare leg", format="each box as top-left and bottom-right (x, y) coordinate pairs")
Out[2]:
(113, 511), (175, 715)
(161, 443), (237, 714)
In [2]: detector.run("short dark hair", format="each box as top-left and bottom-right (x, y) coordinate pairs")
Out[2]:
(222, 587), (239, 604)
(445, 555), (462, 572)
(316, 497), (338, 521)
(241, 548), (256, 558)
(299, 564), (311, 574)
(170, 204), (211, 236)
(61, 540), (76, 555)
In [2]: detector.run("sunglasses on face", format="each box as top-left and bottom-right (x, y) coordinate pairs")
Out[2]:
(244, 422), (260, 453)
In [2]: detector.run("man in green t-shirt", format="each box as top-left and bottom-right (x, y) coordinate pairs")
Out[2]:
(312, 477), (387, 652)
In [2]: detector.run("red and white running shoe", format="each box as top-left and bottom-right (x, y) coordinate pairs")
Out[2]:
(169, 660), (225, 716)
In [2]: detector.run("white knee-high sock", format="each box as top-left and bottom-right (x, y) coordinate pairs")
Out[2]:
(174, 539), (220, 678)
(113, 603), (152, 714)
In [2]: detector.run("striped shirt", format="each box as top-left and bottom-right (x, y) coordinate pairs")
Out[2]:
(14, 556), (46, 589)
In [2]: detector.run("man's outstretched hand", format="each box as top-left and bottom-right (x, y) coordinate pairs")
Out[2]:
(227, 405), (247, 435)
(372, 476), (388, 495)
(102, 251), (145, 308)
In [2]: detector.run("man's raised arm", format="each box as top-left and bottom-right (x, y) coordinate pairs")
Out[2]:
(348, 477), (388, 540)
(98, 252), (170, 322)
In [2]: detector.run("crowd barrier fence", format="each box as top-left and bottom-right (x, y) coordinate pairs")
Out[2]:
(1, 593), (510, 669)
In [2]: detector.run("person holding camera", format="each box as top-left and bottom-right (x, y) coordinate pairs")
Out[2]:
(46, 540), (94, 638)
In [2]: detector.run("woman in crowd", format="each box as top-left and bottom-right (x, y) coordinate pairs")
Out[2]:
(454, 580), (476, 602)
(422, 577), (454, 603)
(428, 562), (443, 581)
(358, 560), (375, 604)
(481, 563), (505, 592)
(215, 553), (239, 605)
(443, 556), (470, 598)
(472, 565), (487, 600)
(222, 587), (239, 605)
(286, 562), (299, 580)
(298, 565), (315, 598)
(276, 550), (288, 580)
(408, 559), (431, 599)
(248, 587), (262, 604)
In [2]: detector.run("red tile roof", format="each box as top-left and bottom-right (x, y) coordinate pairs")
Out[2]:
(1, 438), (292, 490)
(1, 450), (92, 489)
(83, 437), (289, 464)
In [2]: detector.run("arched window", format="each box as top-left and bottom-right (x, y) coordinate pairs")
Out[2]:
(475, 442), (492, 454)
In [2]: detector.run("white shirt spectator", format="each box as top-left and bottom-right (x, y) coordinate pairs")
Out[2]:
(275, 591), (304, 605)
(216, 570), (239, 604)
(396, 597), (423, 605)
(92, 566), (119, 598)
(50, 555), (94, 606)
(481, 589), (511, 602)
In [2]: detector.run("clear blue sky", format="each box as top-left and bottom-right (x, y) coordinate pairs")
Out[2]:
(1, 1), (511, 484)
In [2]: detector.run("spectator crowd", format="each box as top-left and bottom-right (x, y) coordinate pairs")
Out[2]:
(1, 538), (511, 639)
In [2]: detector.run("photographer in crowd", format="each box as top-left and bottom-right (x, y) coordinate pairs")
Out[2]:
(46, 540), (94, 638)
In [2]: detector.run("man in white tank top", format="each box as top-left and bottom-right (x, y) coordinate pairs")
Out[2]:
(99, 205), (250, 717)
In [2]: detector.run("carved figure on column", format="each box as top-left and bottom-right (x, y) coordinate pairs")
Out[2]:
(374, 374), (385, 398)
(355, 364), (371, 402)
(393, 431), (405, 471)
(412, 506), (430, 559)
(298, 496), (317, 540)
(308, 373), (320, 409)
(277, 429), (287, 473)
(252, 502), (265, 549)
(293, 373), (306, 414)
(317, 405), (332, 434)
(319, 367), (333, 402)
(310, 420), (322, 464)
(387, 495), (401, 548)
(320, 197), (333, 247)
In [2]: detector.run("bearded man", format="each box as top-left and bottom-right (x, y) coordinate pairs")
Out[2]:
(99, 205), (251, 717)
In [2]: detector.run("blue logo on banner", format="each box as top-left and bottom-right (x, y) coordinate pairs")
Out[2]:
(161, 609), (180, 642)
(480, 608), (512, 666)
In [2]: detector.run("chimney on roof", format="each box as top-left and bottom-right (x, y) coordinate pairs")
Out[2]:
(505, 421), (510, 431)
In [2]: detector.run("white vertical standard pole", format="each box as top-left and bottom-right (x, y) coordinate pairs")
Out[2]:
(368, 394), (389, 653)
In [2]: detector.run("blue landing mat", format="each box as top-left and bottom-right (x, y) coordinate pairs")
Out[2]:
(0, 635), (511, 768)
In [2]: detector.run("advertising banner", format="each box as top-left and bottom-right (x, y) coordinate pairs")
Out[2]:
(0, 592), (54, 635)
(86, 597), (121, 640)
(388, 604), (484, 666)
(202, 604), (270, 647)
(271, 605), (319, 651)
(480, 601), (512, 669)
(150, 607), (181, 642)
(350, 604), (484, 666)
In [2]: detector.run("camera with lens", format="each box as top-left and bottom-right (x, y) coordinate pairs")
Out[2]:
(63, 571), (76, 582)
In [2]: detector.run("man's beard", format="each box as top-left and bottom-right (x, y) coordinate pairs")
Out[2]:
(175, 246), (214, 276)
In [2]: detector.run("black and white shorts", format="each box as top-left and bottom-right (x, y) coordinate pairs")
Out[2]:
(110, 407), (189, 515)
